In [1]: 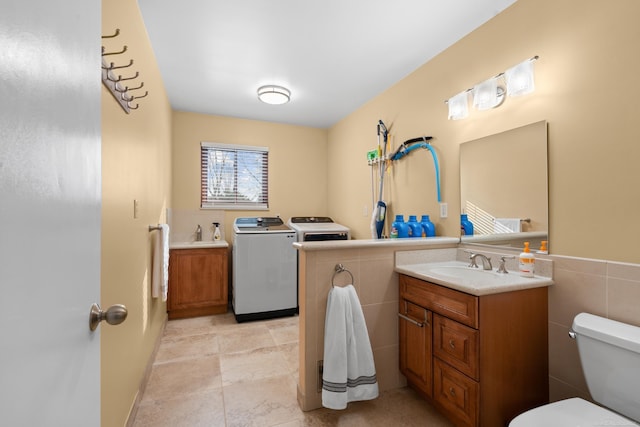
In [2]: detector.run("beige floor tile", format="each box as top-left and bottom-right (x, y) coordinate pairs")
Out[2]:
(142, 355), (222, 403)
(269, 323), (300, 345)
(136, 313), (454, 427)
(296, 388), (454, 427)
(278, 342), (299, 376)
(133, 388), (226, 427)
(220, 346), (291, 386)
(163, 315), (217, 338)
(223, 374), (303, 427)
(217, 324), (277, 354)
(155, 333), (220, 363)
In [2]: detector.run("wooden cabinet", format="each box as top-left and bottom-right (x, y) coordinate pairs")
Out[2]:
(399, 274), (549, 427)
(168, 247), (228, 319)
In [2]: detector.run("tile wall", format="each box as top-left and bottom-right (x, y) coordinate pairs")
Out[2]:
(297, 242), (640, 411)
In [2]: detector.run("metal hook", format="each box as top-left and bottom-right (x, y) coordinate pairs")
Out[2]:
(126, 82), (144, 91)
(102, 45), (128, 56)
(120, 92), (134, 102)
(130, 91), (148, 100)
(106, 71), (139, 83)
(119, 71), (139, 81)
(128, 103), (139, 110)
(108, 59), (134, 70)
(102, 29), (120, 39)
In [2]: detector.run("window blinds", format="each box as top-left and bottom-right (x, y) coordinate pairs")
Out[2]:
(200, 142), (269, 209)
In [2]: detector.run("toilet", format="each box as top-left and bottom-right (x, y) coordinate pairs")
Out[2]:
(510, 312), (640, 426)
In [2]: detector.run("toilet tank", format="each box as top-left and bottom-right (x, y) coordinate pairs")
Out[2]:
(572, 312), (640, 422)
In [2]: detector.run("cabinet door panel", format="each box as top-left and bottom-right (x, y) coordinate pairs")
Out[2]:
(399, 300), (432, 398)
(168, 248), (228, 319)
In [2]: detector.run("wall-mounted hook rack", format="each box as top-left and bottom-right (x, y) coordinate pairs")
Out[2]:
(101, 29), (147, 114)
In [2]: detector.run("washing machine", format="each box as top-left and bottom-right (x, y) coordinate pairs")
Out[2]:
(232, 217), (297, 322)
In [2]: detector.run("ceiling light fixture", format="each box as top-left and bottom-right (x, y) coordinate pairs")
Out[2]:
(257, 85), (291, 105)
(445, 55), (538, 119)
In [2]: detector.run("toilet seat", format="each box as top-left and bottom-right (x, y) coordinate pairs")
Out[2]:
(509, 398), (639, 426)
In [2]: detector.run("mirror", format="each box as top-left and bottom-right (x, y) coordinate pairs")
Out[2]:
(460, 120), (548, 251)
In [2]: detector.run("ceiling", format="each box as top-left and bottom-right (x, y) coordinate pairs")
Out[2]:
(138, 0), (517, 129)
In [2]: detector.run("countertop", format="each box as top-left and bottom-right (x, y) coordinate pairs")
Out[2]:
(170, 240), (229, 249)
(293, 236), (459, 251)
(395, 260), (553, 296)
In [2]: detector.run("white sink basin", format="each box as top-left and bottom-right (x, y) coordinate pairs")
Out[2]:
(395, 260), (553, 296)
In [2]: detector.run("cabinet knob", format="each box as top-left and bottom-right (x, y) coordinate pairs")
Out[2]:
(449, 339), (456, 349)
(449, 387), (456, 397)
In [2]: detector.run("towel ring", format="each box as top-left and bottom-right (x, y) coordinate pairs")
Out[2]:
(332, 264), (354, 287)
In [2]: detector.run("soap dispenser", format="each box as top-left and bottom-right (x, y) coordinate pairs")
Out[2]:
(519, 241), (535, 277)
(212, 222), (221, 241)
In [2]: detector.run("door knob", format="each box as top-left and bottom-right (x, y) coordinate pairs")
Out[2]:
(89, 303), (128, 331)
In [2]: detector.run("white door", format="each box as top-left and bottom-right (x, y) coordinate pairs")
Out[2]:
(0, 0), (102, 425)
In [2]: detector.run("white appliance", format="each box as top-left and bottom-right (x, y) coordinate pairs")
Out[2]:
(232, 217), (297, 322)
(287, 216), (350, 242)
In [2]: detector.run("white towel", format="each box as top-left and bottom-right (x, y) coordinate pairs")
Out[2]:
(322, 284), (379, 410)
(152, 224), (170, 301)
(494, 218), (521, 233)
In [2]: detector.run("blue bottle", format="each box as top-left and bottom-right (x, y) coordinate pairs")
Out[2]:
(461, 214), (474, 236)
(392, 215), (410, 238)
(420, 215), (436, 237)
(407, 215), (422, 238)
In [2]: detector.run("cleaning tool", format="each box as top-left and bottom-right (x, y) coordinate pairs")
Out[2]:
(370, 120), (389, 239)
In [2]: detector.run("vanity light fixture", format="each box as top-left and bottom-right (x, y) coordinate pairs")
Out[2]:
(473, 76), (505, 111)
(505, 58), (536, 96)
(257, 85), (291, 105)
(445, 55), (538, 119)
(447, 90), (470, 120)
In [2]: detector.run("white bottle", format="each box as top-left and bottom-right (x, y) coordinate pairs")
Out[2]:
(213, 222), (221, 241)
(519, 241), (535, 277)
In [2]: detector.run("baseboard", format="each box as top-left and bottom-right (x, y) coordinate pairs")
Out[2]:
(125, 314), (168, 427)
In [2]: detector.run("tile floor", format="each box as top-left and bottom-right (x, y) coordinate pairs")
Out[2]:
(132, 312), (454, 427)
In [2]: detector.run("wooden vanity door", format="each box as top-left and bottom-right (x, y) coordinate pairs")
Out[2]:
(399, 300), (433, 398)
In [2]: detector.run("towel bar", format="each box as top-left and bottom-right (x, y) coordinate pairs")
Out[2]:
(331, 264), (354, 287)
(148, 224), (162, 231)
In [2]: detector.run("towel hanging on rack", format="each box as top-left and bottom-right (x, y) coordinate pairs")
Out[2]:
(322, 284), (379, 410)
(151, 224), (170, 301)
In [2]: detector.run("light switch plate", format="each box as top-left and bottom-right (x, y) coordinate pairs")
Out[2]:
(439, 202), (448, 218)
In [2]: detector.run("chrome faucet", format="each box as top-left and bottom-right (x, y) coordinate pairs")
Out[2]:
(469, 252), (492, 270)
(496, 255), (516, 274)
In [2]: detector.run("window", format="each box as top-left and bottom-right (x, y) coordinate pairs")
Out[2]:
(201, 142), (269, 210)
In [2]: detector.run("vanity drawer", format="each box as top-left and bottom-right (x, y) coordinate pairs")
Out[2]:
(433, 314), (479, 380)
(434, 358), (479, 427)
(400, 274), (478, 328)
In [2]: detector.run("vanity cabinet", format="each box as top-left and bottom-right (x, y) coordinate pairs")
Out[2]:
(168, 247), (228, 319)
(399, 274), (548, 427)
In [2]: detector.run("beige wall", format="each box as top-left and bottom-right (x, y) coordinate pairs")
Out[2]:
(171, 112), (328, 239)
(328, 0), (640, 264)
(102, 0), (172, 425)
